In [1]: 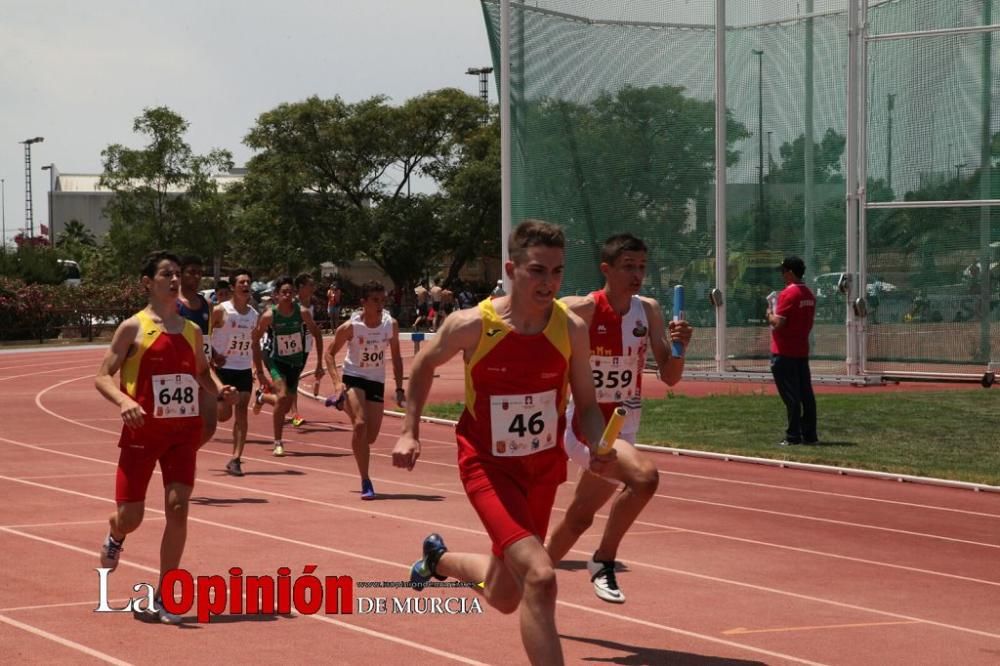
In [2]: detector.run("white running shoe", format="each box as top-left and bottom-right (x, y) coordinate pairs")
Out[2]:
(273, 442), (285, 457)
(586, 556), (625, 604)
(133, 596), (183, 625)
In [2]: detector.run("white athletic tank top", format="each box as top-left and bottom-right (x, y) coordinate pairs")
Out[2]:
(302, 303), (315, 353)
(342, 310), (393, 382)
(211, 301), (259, 371)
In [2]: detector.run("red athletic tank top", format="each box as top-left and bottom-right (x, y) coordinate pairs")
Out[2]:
(119, 310), (202, 438)
(455, 298), (572, 485)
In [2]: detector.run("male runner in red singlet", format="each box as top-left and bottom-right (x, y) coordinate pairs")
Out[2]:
(176, 255), (221, 447)
(95, 251), (236, 624)
(393, 220), (612, 666)
(545, 233), (692, 604)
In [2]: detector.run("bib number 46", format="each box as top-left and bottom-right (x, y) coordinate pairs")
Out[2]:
(508, 411), (544, 438)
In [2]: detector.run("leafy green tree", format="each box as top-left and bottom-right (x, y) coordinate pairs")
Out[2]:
(238, 89), (485, 291)
(766, 128), (847, 184)
(435, 119), (501, 286)
(100, 106), (233, 275)
(0, 245), (63, 285)
(56, 219), (97, 248)
(516, 86), (749, 295)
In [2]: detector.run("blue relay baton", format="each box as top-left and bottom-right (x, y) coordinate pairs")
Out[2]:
(671, 284), (685, 358)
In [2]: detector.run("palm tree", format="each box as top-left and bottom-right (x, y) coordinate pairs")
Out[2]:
(57, 220), (97, 248)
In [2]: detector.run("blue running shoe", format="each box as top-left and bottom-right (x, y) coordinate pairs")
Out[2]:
(410, 533), (448, 591)
(360, 478), (376, 500)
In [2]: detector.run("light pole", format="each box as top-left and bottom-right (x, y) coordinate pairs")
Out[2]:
(1, 178), (6, 251)
(466, 66), (493, 124)
(751, 49), (766, 241)
(766, 131), (773, 177)
(955, 163), (966, 182)
(19, 136), (44, 240)
(886, 93), (895, 191)
(41, 164), (54, 246)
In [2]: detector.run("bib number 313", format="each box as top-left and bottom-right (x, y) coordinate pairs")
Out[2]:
(152, 374), (199, 419)
(489, 390), (557, 457)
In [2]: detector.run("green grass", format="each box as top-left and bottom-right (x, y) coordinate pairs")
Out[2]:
(424, 391), (1000, 486)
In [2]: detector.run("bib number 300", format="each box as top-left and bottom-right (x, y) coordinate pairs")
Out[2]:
(489, 390), (557, 457)
(152, 374), (199, 419)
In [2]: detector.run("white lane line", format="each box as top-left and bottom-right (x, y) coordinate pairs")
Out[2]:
(1, 491), (820, 666)
(663, 471), (1000, 519)
(0, 364), (93, 383)
(0, 613), (134, 666)
(16, 473), (110, 480)
(23, 380), (1000, 587)
(3, 464), (1000, 643)
(556, 600), (831, 666)
(0, 526), (489, 665)
(0, 599), (132, 613)
(658, 494), (1000, 549)
(1, 518), (160, 529)
(19, 351), (1000, 515)
(28, 386), (1000, 584)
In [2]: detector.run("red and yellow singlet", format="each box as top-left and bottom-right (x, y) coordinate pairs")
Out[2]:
(456, 298), (572, 486)
(119, 310), (203, 442)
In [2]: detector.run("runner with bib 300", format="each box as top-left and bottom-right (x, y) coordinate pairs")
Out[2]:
(324, 280), (405, 501)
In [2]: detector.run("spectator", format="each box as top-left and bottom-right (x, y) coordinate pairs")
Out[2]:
(766, 256), (818, 446)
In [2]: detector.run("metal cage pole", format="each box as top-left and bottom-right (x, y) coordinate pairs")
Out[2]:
(714, 0), (728, 372)
(499, 0), (512, 290)
(844, 0), (859, 376)
(978, 0), (993, 365)
(857, 0), (870, 374)
(804, 0), (816, 288)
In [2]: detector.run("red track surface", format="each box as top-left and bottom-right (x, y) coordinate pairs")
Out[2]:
(1, 344), (997, 665)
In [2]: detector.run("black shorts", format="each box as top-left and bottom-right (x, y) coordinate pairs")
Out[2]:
(267, 360), (304, 394)
(343, 374), (385, 403)
(417, 303), (429, 317)
(217, 367), (254, 393)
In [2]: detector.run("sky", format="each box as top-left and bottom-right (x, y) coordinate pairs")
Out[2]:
(0, 0), (494, 243)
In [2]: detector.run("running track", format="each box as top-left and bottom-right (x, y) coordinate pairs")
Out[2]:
(0, 345), (997, 665)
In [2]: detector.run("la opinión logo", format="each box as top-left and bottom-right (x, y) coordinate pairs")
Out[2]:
(95, 565), (352, 623)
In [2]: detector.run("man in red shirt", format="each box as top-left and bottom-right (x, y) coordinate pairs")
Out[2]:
(766, 256), (818, 446)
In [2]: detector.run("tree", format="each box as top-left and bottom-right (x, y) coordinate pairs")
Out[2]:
(101, 107), (233, 275)
(435, 118), (501, 286)
(238, 89), (485, 291)
(515, 86), (749, 295)
(55, 219), (98, 260)
(766, 128), (846, 184)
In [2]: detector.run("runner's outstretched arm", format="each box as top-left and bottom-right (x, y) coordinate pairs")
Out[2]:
(565, 311), (616, 474)
(392, 309), (479, 470)
(95, 317), (144, 429)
